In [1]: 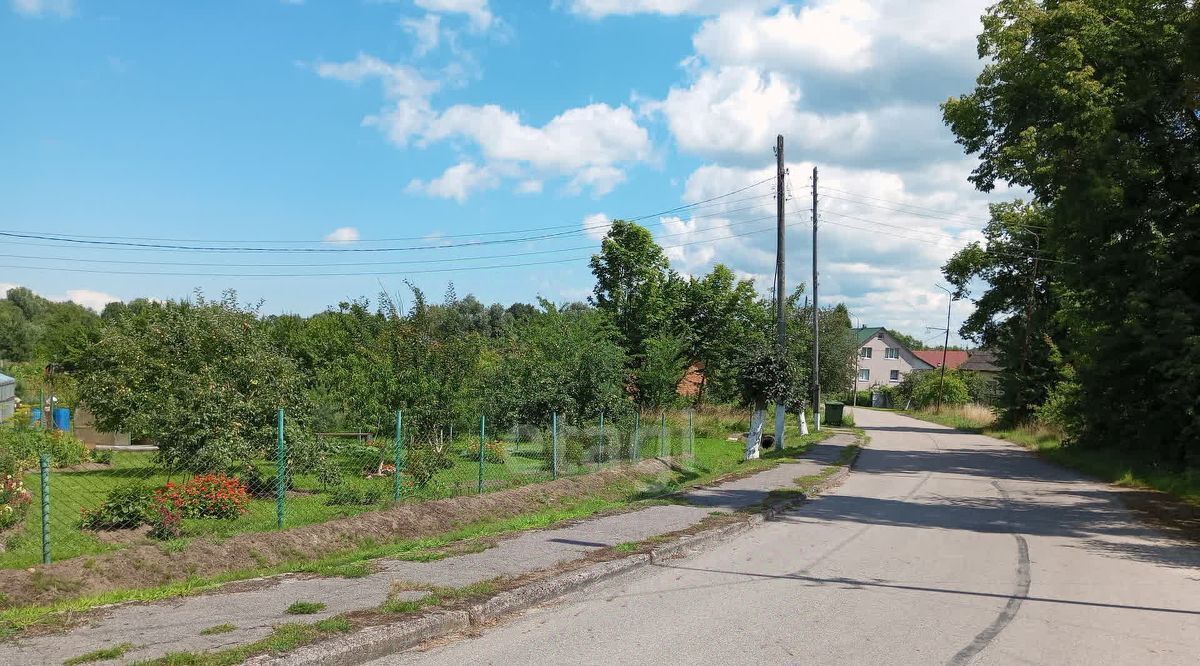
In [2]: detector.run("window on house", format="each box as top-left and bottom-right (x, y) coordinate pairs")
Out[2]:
(890, 370), (900, 381)
(859, 348), (872, 359)
(884, 348), (899, 359)
(858, 369), (870, 381)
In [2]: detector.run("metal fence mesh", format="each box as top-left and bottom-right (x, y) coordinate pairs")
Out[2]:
(2, 409), (697, 567)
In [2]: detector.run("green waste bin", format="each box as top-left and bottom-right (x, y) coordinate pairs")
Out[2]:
(824, 401), (845, 426)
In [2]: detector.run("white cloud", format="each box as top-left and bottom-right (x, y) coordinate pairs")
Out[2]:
(567, 166), (626, 197)
(421, 103), (651, 173)
(565, 0), (777, 18)
(692, 1), (877, 74)
(314, 54), (438, 100)
(582, 213), (612, 242)
(414, 0), (493, 31)
(400, 13), (442, 56)
(515, 179), (543, 194)
(65, 289), (119, 313)
(319, 53), (652, 198)
(323, 227), (361, 244)
(406, 161), (502, 202)
(11, 0), (74, 17)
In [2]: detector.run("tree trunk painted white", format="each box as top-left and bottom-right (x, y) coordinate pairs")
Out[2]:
(773, 405), (786, 449)
(798, 408), (809, 436)
(746, 405), (766, 460)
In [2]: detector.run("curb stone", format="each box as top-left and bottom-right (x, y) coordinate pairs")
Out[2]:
(247, 611), (470, 666)
(255, 440), (863, 666)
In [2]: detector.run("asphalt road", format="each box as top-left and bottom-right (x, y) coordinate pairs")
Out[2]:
(374, 409), (1200, 665)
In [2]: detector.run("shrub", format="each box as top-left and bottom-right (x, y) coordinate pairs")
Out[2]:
(325, 484), (383, 506)
(155, 474), (249, 520)
(147, 503), (183, 540)
(80, 484), (154, 530)
(542, 429), (585, 470)
(461, 440), (507, 464)
(0, 423), (88, 471)
(90, 449), (113, 465)
(405, 440), (455, 488)
(0, 475), (33, 530)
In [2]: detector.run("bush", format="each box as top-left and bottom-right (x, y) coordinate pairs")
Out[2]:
(90, 449), (113, 465)
(460, 440), (507, 464)
(542, 429), (585, 469)
(405, 440), (455, 488)
(155, 474), (250, 520)
(0, 475), (33, 530)
(325, 484), (383, 506)
(0, 423), (88, 471)
(80, 484), (154, 530)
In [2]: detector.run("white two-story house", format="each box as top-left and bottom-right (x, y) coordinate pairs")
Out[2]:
(853, 327), (933, 391)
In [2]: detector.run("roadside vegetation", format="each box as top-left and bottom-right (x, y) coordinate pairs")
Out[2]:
(903, 405), (1200, 506)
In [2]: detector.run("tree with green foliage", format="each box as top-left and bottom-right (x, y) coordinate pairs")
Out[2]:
(589, 220), (677, 359)
(676, 264), (770, 404)
(636, 335), (689, 409)
(76, 291), (309, 473)
(889, 330), (927, 351)
(483, 300), (629, 427)
(943, 201), (1060, 420)
(943, 0), (1200, 466)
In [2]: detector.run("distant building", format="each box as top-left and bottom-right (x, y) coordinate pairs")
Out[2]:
(853, 327), (933, 390)
(0, 373), (14, 422)
(960, 350), (1002, 374)
(913, 350), (970, 370)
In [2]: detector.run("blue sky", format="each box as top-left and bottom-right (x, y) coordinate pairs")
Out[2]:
(1, 0), (1012, 345)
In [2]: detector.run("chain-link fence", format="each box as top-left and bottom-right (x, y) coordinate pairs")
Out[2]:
(0, 408), (696, 568)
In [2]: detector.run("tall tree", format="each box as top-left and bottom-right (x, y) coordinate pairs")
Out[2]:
(943, 0), (1200, 465)
(677, 264), (770, 403)
(589, 221), (674, 359)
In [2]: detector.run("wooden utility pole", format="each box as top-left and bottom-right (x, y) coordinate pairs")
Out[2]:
(935, 284), (953, 412)
(774, 135), (786, 448)
(811, 166), (820, 430)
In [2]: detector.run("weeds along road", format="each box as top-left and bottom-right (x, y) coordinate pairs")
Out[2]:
(374, 408), (1200, 666)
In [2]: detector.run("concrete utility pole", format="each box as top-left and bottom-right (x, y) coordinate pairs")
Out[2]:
(774, 135), (786, 448)
(812, 166), (820, 430)
(935, 284), (953, 412)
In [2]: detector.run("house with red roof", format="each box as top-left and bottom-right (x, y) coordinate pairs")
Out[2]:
(912, 350), (970, 370)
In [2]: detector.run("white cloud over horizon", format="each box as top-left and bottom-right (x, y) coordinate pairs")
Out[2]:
(323, 226), (361, 244)
(10, 0), (74, 17)
(2, 283), (120, 313)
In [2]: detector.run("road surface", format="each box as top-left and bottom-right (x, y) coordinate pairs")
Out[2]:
(373, 408), (1200, 665)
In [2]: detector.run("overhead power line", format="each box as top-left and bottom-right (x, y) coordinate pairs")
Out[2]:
(0, 217), (806, 278)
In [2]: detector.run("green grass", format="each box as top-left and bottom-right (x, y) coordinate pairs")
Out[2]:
(199, 623), (236, 636)
(134, 617), (352, 666)
(0, 425), (835, 638)
(380, 579), (499, 614)
(64, 642), (135, 665)
(284, 601), (326, 615)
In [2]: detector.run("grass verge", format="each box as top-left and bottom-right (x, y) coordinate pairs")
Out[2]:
(134, 617), (351, 666)
(64, 642), (134, 665)
(900, 407), (1200, 506)
(0, 429), (835, 639)
(198, 624), (235, 636)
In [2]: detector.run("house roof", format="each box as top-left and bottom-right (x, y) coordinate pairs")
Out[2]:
(960, 350), (1002, 372)
(912, 350), (970, 370)
(854, 327), (884, 345)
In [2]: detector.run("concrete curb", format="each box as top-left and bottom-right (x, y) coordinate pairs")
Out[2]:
(468, 555), (650, 625)
(250, 611), (470, 666)
(255, 440), (864, 666)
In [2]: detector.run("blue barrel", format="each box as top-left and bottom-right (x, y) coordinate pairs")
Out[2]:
(52, 407), (71, 431)
(30, 408), (43, 425)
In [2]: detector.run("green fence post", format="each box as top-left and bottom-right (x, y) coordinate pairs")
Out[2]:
(478, 415), (486, 495)
(552, 412), (559, 480)
(39, 454), (50, 565)
(633, 412), (640, 461)
(598, 411), (605, 464)
(659, 412), (667, 457)
(394, 411), (404, 501)
(276, 408), (285, 530)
